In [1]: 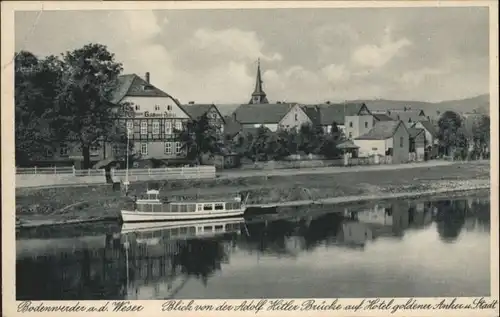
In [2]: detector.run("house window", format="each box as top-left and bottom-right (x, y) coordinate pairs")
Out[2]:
(165, 121), (172, 134)
(364, 122), (368, 128)
(59, 144), (68, 156)
(140, 143), (148, 155)
(294, 113), (298, 121)
(349, 122), (353, 128)
(167, 105), (172, 111)
(90, 145), (99, 152)
(400, 136), (404, 147)
(165, 142), (172, 154)
(348, 132), (352, 139)
(154, 105), (160, 111)
(175, 121), (182, 132)
(175, 142), (182, 154)
(152, 121), (160, 135)
(45, 149), (54, 157)
(140, 121), (148, 135)
(126, 120), (134, 132)
(135, 105), (140, 111)
(372, 147), (378, 151)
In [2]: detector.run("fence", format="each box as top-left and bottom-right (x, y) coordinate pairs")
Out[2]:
(111, 166), (216, 181)
(16, 166), (104, 177)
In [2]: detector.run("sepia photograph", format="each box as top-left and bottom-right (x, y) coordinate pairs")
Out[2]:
(3, 0), (497, 309)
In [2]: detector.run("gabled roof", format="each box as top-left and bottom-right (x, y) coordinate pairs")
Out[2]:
(216, 104), (242, 117)
(356, 121), (406, 140)
(387, 109), (427, 124)
(407, 127), (425, 138)
(373, 113), (394, 121)
(413, 120), (438, 137)
(302, 103), (369, 125)
(180, 104), (224, 123)
(110, 74), (179, 104)
(300, 105), (321, 125)
(233, 103), (295, 124)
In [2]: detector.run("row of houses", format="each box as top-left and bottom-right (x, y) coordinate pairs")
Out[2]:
(38, 62), (443, 168)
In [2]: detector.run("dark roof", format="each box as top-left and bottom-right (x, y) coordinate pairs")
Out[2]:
(356, 121), (405, 140)
(387, 109), (427, 124)
(413, 120), (438, 137)
(233, 103), (295, 124)
(373, 113), (394, 121)
(180, 104), (224, 123)
(110, 74), (178, 104)
(216, 104), (242, 117)
(224, 116), (243, 137)
(407, 127), (425, 138)
(302, 103), (368, 125)
(300, 105), (321, 125)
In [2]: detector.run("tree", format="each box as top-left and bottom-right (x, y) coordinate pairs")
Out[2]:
(176, 113), (221, 165)
(437, 111), (465, 157)
(52, 43), (130, 168)
(15, 51), (64, 165)
(330, 121), (345, 141)
(245, 126), (272, 162)
(471, 115), (490, 159)
(296, 123), (325, 155)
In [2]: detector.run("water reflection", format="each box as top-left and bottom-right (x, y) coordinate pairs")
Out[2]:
(16, 196), (491, 300)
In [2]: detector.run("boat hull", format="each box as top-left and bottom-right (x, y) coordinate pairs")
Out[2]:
(121, 209), (245, 223)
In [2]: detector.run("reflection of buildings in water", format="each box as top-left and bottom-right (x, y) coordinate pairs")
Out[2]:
(336, 221), (373, 247)
(17, 219), (242, 301)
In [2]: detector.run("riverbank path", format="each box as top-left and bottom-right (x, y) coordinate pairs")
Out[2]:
(217, 160), (456, 179)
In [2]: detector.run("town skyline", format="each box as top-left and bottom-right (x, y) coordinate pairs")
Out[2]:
(15, 7), (489, 104)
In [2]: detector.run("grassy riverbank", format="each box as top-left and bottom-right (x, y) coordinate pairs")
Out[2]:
(15, 162), (490, 226)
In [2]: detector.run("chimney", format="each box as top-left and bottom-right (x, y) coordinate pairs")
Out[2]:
(188, 101), (195, 105)
(145, 72), (150, 84)
(326, 101), (330, 104)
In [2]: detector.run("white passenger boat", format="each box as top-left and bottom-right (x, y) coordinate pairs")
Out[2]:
(121, 190), (247, 223)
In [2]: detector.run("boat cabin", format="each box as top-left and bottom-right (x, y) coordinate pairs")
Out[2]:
(136, 199), (243, 213)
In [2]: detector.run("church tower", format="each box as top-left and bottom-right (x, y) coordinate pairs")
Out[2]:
(248, 59), (269, 104)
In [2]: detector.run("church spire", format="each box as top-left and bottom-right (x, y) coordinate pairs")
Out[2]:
(249, 58), (269, 104)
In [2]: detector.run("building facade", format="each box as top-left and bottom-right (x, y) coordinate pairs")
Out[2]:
(278, 103), (313, 130)
(353, 120), (410, 164)
(112, 73), (190, 163)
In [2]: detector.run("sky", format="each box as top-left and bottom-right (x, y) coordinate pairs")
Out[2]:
(15, 6), (490, 104)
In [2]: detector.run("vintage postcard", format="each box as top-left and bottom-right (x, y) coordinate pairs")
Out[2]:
(1, 1), (498, 316)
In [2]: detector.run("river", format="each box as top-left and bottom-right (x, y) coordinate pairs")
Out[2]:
(16, 194), (491, 300)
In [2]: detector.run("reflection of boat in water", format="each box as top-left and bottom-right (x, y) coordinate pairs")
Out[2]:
(122, 217), (245, 242)
(121, 190), (247, 223)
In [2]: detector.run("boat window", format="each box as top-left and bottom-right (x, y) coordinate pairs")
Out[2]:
(225, 224), (232, 230)
(214, 203), (224, 210)
(188, 227), (196, 234)
(171, 228), (179, 236)
(180, 205), (187, 213)
(203, 204), (213, 211)
(215, 225), (223, 231)
(180, 227), (188, 234)
(203, 226), (213, 232)
(197, 204), (203, 211)
(187, 204), (196, 212)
